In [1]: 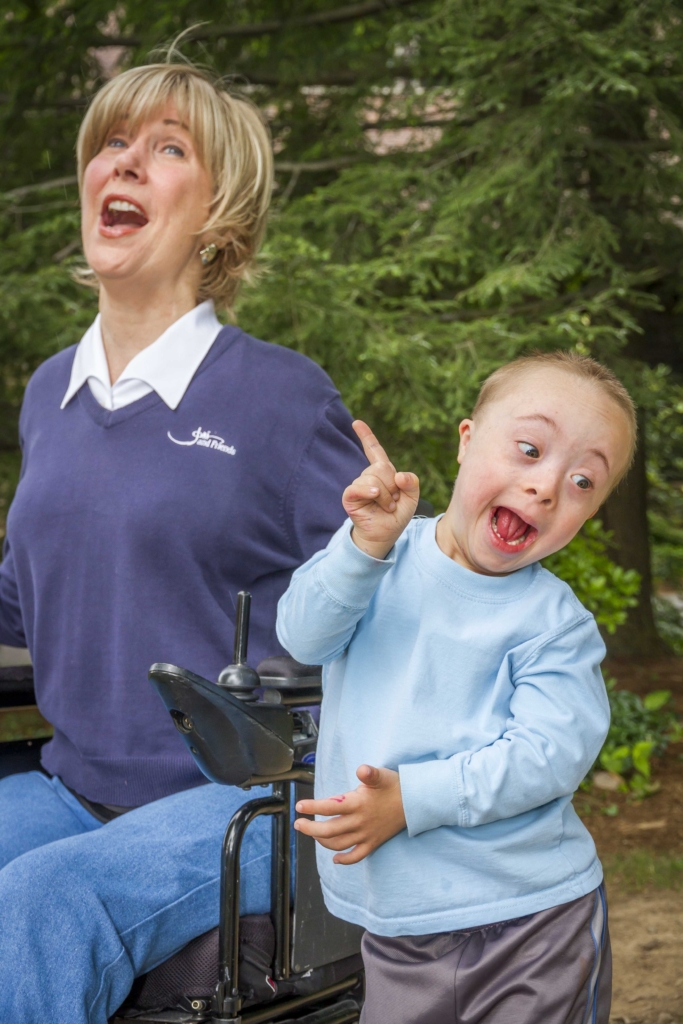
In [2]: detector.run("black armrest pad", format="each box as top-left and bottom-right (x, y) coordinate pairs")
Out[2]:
(257, 657), (322, 692)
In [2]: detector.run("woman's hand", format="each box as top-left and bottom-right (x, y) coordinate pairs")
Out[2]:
(294, 765), (407, 865)
(344, 421), (420, 560)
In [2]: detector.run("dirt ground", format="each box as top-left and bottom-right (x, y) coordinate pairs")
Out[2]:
(592, 658), (683, 1023)
(608, 892), (683, 1024)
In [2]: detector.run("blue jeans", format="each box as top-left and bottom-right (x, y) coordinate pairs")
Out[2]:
(0, 771), (272, 1023)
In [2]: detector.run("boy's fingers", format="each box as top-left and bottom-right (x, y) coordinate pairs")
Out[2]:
(333, 843), (372, 865)
(395, 471), (420, 498)
(344, 475), (396, 513)
(294, 817), (359, 842)
(295, 796), (355, 816)
(352, 420), (393, 469)
(356, 764), (382, 787)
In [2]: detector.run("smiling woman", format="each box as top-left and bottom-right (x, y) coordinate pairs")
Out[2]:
(76, 63), (272, 316)
(0, 60), (366, 1024)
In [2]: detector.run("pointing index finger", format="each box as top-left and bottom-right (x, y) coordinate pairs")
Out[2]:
(352, 420), (392, 467)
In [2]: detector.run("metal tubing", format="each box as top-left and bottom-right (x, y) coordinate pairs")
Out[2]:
(243, 767), (314, 789)
(233, 591), (251, 665)
(214, 795), (285, 1021)
(271, 781), (291, 981)
(241, 977), (361, 1024)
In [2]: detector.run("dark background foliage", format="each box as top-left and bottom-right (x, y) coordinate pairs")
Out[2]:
(3, 0), (683, 653)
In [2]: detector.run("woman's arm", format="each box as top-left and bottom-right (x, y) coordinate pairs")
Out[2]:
(0, 540), (27, 648)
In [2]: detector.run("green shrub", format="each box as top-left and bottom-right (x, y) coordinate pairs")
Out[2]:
(542, 520), (640, 633)
(589, 681), (683, 797)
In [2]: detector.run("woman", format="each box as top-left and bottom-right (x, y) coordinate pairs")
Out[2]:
(0, 62), (365, 1022)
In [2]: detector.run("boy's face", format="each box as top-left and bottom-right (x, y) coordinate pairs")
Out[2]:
(438, 368), (632, 576)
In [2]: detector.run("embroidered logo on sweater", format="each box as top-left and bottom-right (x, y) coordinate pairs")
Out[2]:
(167, 427), (236, 456)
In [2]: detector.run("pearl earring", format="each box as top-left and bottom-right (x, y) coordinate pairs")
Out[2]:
(199, 243), (218, 266)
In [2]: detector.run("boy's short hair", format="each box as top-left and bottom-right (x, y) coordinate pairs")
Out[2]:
(76, 62), (273, 312)
(472, 351), (637, 484)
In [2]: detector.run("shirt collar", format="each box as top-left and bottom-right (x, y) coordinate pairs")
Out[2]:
(61, 300), (223, 411)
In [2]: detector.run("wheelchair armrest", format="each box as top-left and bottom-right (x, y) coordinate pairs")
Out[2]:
(149, 663), (295, 787)
(257, 656), (321, 690)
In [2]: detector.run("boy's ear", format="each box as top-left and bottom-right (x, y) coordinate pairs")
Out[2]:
(457, 419), (474, 465)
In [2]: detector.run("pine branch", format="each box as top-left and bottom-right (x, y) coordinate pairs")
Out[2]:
(89, 0), (425, 48)
(1, 175), (79, 201)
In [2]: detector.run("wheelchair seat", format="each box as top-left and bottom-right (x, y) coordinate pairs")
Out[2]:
(124, 914), (276, 1016)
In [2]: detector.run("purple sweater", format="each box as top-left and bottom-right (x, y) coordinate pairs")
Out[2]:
(0, 326), (365, 806)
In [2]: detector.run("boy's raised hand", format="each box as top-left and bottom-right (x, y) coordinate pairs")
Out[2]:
(344, 421), (420, 560)
(294, 764), (406, 864)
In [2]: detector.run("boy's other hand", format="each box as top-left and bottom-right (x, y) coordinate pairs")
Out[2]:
(344, 421), (420, 559)
(294, 764), (406, 865)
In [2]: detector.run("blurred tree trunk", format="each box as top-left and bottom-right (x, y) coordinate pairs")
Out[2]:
(600, 411), (669, 658)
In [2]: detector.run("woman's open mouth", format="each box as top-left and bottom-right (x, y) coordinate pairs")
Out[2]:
(489, 506), (538, 554)
(99, 196), (149, 235)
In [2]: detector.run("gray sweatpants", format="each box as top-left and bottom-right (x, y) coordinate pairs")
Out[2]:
(360, 885), (611, 1024)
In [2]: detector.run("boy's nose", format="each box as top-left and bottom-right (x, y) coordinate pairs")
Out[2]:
(524, 478), (558, 507)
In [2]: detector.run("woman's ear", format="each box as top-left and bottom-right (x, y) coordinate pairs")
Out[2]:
(457, 419), (474, 465)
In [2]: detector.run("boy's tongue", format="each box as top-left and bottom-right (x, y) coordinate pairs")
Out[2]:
(495, 507), (528, 542)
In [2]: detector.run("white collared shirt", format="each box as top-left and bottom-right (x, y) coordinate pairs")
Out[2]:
(60, 300), (223, 412)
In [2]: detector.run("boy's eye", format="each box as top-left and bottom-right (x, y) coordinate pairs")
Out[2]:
(518, 442), (539, 459)
(571, 474), (592, 490)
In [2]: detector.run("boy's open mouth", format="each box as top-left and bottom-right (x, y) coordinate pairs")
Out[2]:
(489, 506), (538, 553)
(100, 196), (149, 230)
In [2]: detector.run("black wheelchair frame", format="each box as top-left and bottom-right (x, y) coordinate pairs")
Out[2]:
(131, 591), (364, 1024)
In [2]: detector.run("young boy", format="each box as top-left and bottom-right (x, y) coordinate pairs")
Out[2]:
(277, 351), (636, 1024)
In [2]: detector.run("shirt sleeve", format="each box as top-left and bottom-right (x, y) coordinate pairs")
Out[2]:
(284, 396), (368, 563)
(277, 521), (395, 665)
(398, 614), (609, 836)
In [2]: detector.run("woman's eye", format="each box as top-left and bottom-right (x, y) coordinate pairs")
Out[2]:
(571, 474), (592, 490)
(162, 144), (185, 157)
(518, 442), (539, 459)
(106, 137), (127, 149)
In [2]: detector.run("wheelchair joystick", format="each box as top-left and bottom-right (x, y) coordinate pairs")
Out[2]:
(217, 590), (261, 699)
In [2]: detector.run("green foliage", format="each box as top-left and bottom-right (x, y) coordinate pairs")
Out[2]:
(592, 679), (683, 796)
(643, 366), (683, 590)
(2, 0), (683, 653)
(2, 0), (683, 506)
(542, 520), (640, 633)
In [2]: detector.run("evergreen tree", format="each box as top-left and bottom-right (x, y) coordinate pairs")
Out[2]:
(2, 0), (683, 651)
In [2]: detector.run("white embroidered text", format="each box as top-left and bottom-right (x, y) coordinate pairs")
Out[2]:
(167, 427), (236, 456)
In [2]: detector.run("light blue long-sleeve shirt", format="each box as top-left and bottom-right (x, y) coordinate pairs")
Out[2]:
(276, 516), (609, 936)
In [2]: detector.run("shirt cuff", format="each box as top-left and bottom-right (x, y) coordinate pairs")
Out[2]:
(399, 758), (462, 836)
(313, 521), (396, 610)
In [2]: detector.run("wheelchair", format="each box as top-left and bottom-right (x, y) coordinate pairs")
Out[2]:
(0, 593), (365, 1024)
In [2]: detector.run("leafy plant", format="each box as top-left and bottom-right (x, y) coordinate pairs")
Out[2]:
(590, 680), (683, 797)
(542, 520), (640, 633)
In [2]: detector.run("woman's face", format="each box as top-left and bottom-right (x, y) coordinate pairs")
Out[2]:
(81, 101), (213, 297)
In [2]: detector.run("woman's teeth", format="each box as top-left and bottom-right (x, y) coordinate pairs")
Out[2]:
(101, 199), (148, 227)
(107, 200), (144, 214)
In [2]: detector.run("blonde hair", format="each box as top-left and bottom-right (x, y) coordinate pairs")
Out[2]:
(472, 350), (637, 481)
(76, 62), (274, 311)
